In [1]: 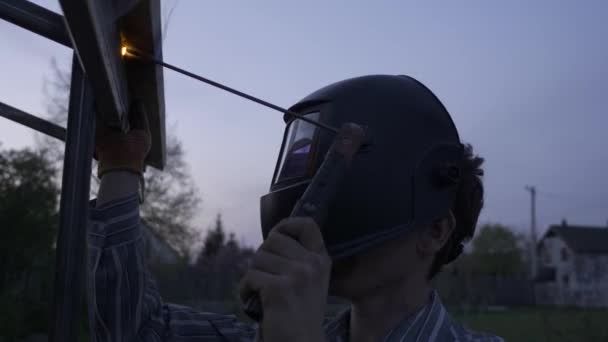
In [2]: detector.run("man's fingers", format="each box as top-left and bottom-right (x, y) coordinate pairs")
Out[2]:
(251, 250), (295, 276)
(274, 217), (326, 253)
(262, 229), (310, 260)
(239, 269), (283, 303)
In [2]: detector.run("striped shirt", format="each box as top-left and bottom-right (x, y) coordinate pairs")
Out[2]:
(324, 294), (504, 342)
(87, 194), (503, 342)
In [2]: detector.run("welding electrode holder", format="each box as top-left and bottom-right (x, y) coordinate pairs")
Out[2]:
(242, 123), (367, 322)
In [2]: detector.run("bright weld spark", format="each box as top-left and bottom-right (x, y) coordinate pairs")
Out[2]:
(121, 46), (128, 57)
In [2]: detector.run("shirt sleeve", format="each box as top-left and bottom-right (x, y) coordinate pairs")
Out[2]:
(87, 193), (166, 342)
(87, 193), (258, 342)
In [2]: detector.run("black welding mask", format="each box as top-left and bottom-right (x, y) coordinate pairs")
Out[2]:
(260, 75), (464, 259)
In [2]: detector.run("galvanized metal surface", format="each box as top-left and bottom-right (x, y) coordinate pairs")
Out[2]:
(58, 0), (130, 131)
(50, 55), (96, 342)
(121, 0), (166, 168)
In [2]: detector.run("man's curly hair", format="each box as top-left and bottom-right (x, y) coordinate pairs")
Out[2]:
(428, 144), (485, 278)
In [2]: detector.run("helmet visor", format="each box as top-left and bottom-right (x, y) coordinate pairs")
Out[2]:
(273, 112), (320, 184)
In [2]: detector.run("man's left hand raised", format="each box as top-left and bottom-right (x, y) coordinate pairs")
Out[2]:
(240, 217), (331, 342)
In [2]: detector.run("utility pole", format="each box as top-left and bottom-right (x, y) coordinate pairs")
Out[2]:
(525, 185), (537, 278)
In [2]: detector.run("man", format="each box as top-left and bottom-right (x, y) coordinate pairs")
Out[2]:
(89, 75), (503, 341)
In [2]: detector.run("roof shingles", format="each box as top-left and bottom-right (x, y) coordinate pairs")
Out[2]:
(546, 225), (608, 254)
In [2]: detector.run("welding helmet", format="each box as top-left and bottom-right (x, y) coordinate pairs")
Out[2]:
(260, 75), (464, 259)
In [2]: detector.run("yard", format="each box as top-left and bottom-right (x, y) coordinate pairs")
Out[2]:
(454, 308), (608, 342)
(323, 304), (608, 341)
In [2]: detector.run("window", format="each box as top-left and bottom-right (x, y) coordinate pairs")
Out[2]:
(561, 248), (569, 262)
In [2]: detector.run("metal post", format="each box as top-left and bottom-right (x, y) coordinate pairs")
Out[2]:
(525, 185), (538, 277)
(50, 53), (96, 342)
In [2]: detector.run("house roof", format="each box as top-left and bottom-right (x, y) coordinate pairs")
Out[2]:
(543, 224), (608, 254)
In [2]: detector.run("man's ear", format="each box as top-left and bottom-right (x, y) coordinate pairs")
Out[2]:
(416, 211), (456, 257)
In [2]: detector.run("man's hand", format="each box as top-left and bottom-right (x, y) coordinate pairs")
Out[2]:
(96, 101), (151, 178)
(95, 102), (151, 207)
(240, 217), (331, 342)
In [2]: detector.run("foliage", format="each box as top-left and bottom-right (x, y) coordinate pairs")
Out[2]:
(0, 147), (58, 288)
(470, 223), (527, 277)
(435, 223), (531, 308)
(138, 134), (201, 256)
(148, 213), (254, 313)
(0, 146), (58, 339)
(201, 213), (227, 259)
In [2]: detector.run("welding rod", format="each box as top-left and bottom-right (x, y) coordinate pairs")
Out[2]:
(124, 47), (339, 134)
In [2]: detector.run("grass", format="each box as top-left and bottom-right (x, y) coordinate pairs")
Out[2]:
(453, 307), (608, 342)
(326, 304), (608, 341)
(6, 303), (607, 341)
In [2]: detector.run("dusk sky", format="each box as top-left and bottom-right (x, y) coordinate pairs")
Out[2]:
(1, 1), (606, 247)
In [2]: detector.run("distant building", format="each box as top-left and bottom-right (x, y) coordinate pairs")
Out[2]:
(536, 221), (608, 307)
(141, 220), (181, 265)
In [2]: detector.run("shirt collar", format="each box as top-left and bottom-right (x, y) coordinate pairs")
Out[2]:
(324, 290), (450, 342)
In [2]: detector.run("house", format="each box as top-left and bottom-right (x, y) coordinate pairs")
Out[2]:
(141, 220), (181, 265)
(536, 221), (608, 307)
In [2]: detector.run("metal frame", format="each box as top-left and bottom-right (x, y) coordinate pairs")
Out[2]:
(0, 101), (66, 141)
(49, 54), (96, 342)
(59, 0), (131, 130)
(0, 0), (70, 47)
(58, 0), (166, 168)
(0, 1), (166, 340)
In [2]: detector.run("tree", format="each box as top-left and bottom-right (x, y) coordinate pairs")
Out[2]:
(0, 145), (59, 338)
(0, 146), (58, 285)
(40, 60), (201, 256)
(201, 213), (227, 259)
(225, 232), (239, 253)
(191, 213), (254, 302)
(470, 223), (527, 277)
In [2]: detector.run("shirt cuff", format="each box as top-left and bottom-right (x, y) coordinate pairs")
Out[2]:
(89, 193), (141, 248)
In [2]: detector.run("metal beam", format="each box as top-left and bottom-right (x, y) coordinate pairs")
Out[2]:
(0, 101), (66, 141)
(120, 0), (165, 168)
(0, 0), (71, 47)
(50, 54), (95, 342)
(58, 0), (166, 169)
(58, 0), (130, 131)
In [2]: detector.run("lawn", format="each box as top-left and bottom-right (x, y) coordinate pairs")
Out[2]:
(454, 308), (608, 342)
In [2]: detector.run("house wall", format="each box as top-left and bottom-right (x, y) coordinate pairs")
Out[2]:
(538, 236), (572, 305)
(538, 235), (608, 307)
(571, 254), (608, 307)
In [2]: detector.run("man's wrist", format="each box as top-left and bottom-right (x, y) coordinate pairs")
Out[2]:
(97, 171), (141, 207)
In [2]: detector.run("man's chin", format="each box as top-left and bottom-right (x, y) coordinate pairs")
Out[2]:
(328, 255), (358, 295)
(329, 269), (355, 297)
